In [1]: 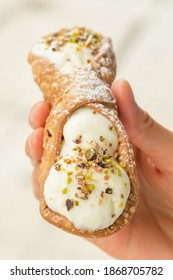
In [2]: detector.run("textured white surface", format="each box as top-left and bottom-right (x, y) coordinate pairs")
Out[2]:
(32, 41), (94, 73)
(0, 0), (173, 260)
(61, 106), (118, 155)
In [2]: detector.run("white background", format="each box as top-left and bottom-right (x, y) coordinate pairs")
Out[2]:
(0, 0), (173, 260)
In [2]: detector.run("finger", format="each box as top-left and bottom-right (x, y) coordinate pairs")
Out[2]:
(29, 101), (50, 129)
(112, 79), (173, 170)
(32, 162), (40, 199)
(25, 127), (44, 162)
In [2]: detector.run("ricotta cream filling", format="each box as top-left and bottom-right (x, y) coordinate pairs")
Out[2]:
(32, 42), (94, 73)
(44, 107), (130, 231)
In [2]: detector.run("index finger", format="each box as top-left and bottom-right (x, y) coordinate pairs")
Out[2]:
(29, 101), (50, 129)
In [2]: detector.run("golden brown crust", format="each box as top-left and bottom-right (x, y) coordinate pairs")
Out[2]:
(28, 27), (138, 238)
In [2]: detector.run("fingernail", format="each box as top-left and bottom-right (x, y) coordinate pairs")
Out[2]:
(28, 135), (34, 159)
(29, 102), (42, 126)
(29, 112), (34, 126)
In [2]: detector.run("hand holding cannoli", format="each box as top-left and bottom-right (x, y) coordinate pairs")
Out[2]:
(28, 27), (138, 237)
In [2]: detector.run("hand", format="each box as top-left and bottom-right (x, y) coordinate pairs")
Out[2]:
(25, 80), (173, 259)
(25, 101), (50, 198)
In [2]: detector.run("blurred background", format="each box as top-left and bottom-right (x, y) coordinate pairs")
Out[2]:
(0, 0), (173, 259)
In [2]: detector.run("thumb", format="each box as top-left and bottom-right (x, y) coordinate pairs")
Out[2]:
(112, 79), (173, 169)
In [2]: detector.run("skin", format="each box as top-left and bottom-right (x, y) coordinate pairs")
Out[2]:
(25, 79), (173, 259)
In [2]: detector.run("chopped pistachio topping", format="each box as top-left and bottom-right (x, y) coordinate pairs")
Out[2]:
(55, 164), (61, 171)
(109, 125), (113, 131)
(69, 36), (76, 43)
(70, 143), (115, 172)
(85, 172), (92, 180)
(118, 201), (124, 208)
(104, 169), (109, 174)
(60, 167), (66, 171)
(43, 27), (103, 55)
(86, 184), (95, 191)
(117, 168), (122, 177)
(57, 143), (120, 202)
(62, 187), (68, 194)
(75, 200), (79, 206)
(76, 172), (85, 181)
(100, 136), (105, 142)
(85, 148), (96, 160)
(102, 154), (109, 160)
(64, 158), (71, 164)
(119, 161), (127, 168)
(76, 46), (81, 51)
(67, 176), (72, 184)
(105, 187), (113, 194)
(105, 159), (112, 164)
(88, 161), (93, 166)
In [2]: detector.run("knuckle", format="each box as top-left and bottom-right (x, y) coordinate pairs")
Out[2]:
(130, 108), (155, 142)
(140, 110), (155, 135)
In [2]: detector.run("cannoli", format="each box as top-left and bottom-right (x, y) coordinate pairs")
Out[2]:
(28, 27), (138, 238)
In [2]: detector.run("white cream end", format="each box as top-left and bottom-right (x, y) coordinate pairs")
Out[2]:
(32, 42), (94, 73)
(44, 107), (130, 231)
